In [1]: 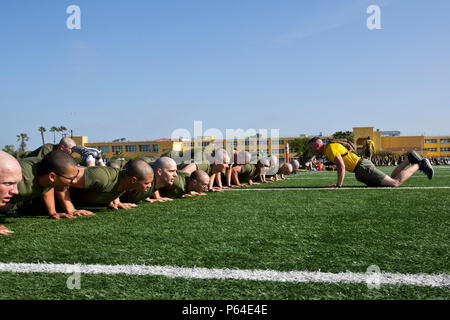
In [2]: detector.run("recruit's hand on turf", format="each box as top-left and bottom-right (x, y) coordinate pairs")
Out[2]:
(157, 197), (174, 202)
(0, 225), (14, 235)
(70, 209), (95, 217)
(49, 213), (76, 220)
(144, 198), (165, 203)
(114, 202), (137, 210)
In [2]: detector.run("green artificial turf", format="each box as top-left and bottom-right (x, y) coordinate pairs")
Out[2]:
(0, 167), (449, 300)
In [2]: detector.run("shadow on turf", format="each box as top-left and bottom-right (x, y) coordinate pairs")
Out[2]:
(247, 185), (367, 189)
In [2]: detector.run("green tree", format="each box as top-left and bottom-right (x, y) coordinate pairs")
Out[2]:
(289, 138), (312, 158)
(113, 150), (125, 159)
(50, 126), (58, 144)
(58, 126), (68, 138)
(38, 126), (46, 145)
(332, 131), (354, 142)
(2, 145), (15, 154)
(16, 133), (29, 152)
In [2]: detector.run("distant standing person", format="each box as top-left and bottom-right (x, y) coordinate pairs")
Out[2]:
(364, 137), (375, 161)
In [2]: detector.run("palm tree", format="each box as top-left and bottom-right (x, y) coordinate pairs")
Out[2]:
(333, 131), (354, 142)
(16, 133), (29, 152)
(58, 126), (68, 138)
(50, 126), (58, 144)
(38, 126), (46, 145)
(2, 145), (15, 154)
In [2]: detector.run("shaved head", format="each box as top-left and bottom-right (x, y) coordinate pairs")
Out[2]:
(268, 155), (279, 166)
(124, 159), (154, 180)
(0, 151), (22, 207)
(308, 137), (324, 156)
(189, 170), (210, 193)
(124, 159), (154, 193)
(153, 157), (177, 171)
(237, 150), (251, 165)
(58, 137), (76, 155)
(153, 157), (178, 187)
(211, 148), (230, 165)
(291, 159), (300, 170)
(258, 158), (270, 167)
(59, 137), (76, 148)
(279, 163), (293, 175)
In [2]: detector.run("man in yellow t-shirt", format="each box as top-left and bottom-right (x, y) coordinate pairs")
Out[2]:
(364, 137), (375, 161)
(307, 137), (433, 188)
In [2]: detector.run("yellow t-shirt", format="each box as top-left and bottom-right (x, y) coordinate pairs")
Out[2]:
(324, 143), (361, 172)
(366, 140), (375, 151)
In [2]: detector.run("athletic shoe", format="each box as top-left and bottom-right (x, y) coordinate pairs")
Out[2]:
(72, 146), (101, 158)
(419, 158), (434, 180)
(407, 150), (423, 164)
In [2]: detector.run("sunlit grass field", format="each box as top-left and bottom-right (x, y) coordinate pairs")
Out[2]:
(0, 166), (449, 300)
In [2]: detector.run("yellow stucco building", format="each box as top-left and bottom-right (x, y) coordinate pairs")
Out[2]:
(352, 127), (450, 158)
(71, 127), (450, 161)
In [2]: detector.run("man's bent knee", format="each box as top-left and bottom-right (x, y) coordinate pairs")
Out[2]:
(380, 176), (401, 188)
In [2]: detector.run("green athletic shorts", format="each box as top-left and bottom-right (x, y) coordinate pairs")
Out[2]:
(354, 158), (387, 187)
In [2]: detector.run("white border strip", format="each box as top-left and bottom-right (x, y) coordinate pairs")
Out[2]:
(0, 263), (448, 288)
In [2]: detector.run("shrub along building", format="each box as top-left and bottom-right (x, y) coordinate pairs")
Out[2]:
(70, 127), (450, 162)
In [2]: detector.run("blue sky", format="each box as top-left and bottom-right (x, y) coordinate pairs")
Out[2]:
(1, 0), (449, 150)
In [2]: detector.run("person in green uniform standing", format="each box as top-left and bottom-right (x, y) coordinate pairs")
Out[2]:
(0, 151), (22, 235)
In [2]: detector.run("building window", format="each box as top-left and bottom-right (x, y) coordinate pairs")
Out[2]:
(125, 145), (137, 153)
(441, 148), (450, 152)
(112, 145), (123, 153)
(139, 144), (151, 152)
(279, 140), (285, 145)
(425, 139), (437, 144)
(440, 139), (450, 144)
(153, 144), (159, 152)
(99, 146), (110, 153)
(424, 148), (437, 152)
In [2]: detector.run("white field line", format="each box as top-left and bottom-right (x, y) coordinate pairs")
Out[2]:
(0, 262), (448, 288)
(231, 186), (450, 191)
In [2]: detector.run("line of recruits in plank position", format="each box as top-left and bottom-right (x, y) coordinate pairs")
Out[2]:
(0, 136), (434, 235)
